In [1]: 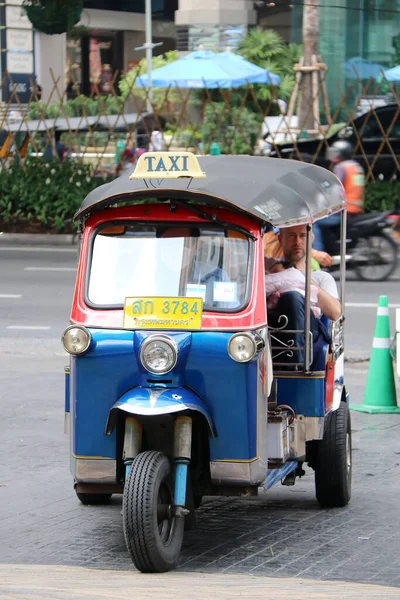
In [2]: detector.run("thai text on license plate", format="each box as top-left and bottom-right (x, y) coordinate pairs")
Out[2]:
(123, 297), (203, 330)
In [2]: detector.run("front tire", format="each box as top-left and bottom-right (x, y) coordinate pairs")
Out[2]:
(75, 491), (112, 505)
(354, 233), (398, 281)
(123, 451), (185, 573)
(315, 402), (352, 508)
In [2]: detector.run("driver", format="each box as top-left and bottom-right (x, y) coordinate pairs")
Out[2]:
(266, 225), (341, 365)
(313, 140), (365, 252)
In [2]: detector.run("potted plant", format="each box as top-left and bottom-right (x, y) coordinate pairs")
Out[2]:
(22, 0), (83, 35)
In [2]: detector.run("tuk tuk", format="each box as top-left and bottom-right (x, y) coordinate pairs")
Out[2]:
(63, 152), (350, 573)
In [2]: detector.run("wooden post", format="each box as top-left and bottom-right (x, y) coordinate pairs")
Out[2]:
(287, 56), (304, 121)
(311, 55), (320, 128)
(319, 54), (332, 125)
(298, 1), (319, 131)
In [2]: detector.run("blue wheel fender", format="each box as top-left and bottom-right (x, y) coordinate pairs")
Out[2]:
(105, 386), (216, 437)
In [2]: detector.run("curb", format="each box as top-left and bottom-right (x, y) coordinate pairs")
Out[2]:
(0, 233), (78, 247)
(345, 354), (370, 363)
(1, 565), (399, 600)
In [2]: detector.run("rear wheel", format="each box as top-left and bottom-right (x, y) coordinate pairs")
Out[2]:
(315, 402), (352, 508)
(123, 450), (185, 573)
(354, 233), (398, 281)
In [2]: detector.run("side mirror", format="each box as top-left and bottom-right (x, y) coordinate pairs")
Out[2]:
(338, 126), (353, 139)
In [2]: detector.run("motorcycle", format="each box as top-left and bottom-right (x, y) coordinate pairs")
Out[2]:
(321, 210), (398, 281)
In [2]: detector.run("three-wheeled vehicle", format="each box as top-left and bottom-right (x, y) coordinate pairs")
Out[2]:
(63, 152), (351, 573)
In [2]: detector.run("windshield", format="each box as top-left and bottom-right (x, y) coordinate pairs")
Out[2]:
(87, 222), (252, 312)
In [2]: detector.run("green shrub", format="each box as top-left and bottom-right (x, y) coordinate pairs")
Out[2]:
(26, 94), (124, 120)
(0, 158), (109, 233)
(202, 104), (263, 154)
(364, 181), (400, 213)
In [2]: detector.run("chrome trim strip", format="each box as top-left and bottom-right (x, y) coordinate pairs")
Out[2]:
(289, 415), (306, 458)
(74, 459), (117, 484)
(210, 461), (259, 486)
(64, 412), (70, 436)
(304, 416), (325, 440)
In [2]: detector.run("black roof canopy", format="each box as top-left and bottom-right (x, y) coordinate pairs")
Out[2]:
(75, 155), (345, 227)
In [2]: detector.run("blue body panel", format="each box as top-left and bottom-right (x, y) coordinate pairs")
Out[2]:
(276, 376), (325, 417)
(71, 329), (259, 461)
(185, 332), (258, 460)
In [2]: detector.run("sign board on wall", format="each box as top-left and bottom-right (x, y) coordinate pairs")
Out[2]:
(6, 28), (33, 52)
(1, 0), (35, 102)
(7, 51), (34, 74)
(5, 5), (31, 29)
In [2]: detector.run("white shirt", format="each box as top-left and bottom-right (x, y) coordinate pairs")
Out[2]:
(311, 270), (339, 299)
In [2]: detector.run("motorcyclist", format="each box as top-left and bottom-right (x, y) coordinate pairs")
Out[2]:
(313, 140), (365, 252)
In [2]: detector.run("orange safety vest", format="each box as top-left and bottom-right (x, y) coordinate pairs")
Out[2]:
(342, 160), (365, 214)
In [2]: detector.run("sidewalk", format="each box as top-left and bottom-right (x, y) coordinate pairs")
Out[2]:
(0, 565), (398, 599)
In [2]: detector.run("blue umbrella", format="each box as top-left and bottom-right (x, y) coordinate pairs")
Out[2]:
(214, 52), (281, 85)
(343, 56), (385, 80)
(383, 65), (400, 82)
(136, 50), (280, 89)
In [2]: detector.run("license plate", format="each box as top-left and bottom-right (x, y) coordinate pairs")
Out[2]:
(123, 297), (203, 330)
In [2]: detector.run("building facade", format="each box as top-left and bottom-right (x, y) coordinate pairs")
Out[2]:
(291, 0), (400, 110)
(33, 0), (177, 102)
(2, 0), (400, 109)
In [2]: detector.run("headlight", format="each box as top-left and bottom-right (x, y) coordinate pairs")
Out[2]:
(62, 325), (91, 355)
(228, 332), (264, 363)
(140, 335), (178, 375)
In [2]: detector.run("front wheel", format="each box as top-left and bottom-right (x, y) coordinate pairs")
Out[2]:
(123, 451), (185, 573)
(315, 402), (352, 508)
(75, 491), (112, 505)
(354, 233), (398, 281)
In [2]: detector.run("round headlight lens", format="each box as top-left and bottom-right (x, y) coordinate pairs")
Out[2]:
(140, 335), (178, 375)
(228, 333), (258, 363)
(62, 326), (91, 355)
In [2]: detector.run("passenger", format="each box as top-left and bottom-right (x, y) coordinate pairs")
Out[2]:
(266, 260), (321, 318)
(264, 228), (333, 269)
(266, 225), (341, 365)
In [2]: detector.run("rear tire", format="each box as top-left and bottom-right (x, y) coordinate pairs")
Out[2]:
(354, 233), (398, 281)
(123, 451), (185, 573)
(315, 402), (352, 508)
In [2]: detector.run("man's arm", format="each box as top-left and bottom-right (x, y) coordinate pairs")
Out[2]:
(312, 248), (333, 267)
(311, 282), (341, 321)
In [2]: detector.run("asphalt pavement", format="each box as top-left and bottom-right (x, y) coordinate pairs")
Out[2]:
(1, 235), (400, 598)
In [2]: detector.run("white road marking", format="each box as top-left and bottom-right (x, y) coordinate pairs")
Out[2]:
(6, 326), (51, 331)
(0, 294), (22, 299)
(0, 246), (76, 253)
(24, 267), (76, 272)
(345, 302), (400, 308)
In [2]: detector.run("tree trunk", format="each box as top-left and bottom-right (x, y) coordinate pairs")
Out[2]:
(298, 2), (319, 131)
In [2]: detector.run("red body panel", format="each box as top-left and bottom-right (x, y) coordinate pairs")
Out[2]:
(324, 361), (335, 413)
(70, 203), (267, 331)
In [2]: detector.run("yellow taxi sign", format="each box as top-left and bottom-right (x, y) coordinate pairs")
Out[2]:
(130, 152), (206, 179)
